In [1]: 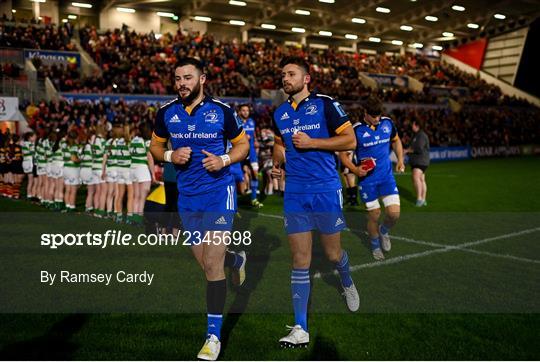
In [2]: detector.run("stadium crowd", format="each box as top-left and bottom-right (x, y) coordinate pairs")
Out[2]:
(0, 22), (74, 50)
(1, 23), (523, 107)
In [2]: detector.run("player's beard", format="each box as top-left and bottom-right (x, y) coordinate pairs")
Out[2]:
(178, 82), (201, 105)
(282, 82), (304, 96)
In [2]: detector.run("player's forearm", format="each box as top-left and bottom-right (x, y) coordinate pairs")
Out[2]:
(228, 138), (249, 164)
(393, 138), (404, 163)
(149, 139), (167, 162)
(311, 129), (356, 151)
(272, 141), (285, 166)
(338, 151), (357, 170)
(146, 151), (155, 173)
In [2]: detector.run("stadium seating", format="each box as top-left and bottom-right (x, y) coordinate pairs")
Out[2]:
(1, 23), (530, 107)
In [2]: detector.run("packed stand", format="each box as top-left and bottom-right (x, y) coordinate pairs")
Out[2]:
(0, 22), (74, 50)
(1, 21), (535, 107)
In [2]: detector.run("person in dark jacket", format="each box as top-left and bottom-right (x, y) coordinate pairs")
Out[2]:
(406, 120), (430, 207)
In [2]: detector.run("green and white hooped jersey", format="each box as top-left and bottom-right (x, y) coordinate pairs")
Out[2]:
(92, 136), (105, 170)
(36, 139), (48, 165)
(129, 136), (149, 166)
(114, 138), (131, 169)
(50, 139), (65, 163)
(44, 139), (53, 163)
(80, 143), (93, 168)
(63, 143), (81, 168)
(105, 138), (117, 168)
(35, 139), (43, 164)
(22, 140), (35, 162)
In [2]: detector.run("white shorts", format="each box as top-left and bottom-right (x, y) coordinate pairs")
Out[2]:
(105, 168), (118, 183)
(130, 165), (151, 183)
(48, 161), (64, 179)
(36, 164), (47, 176)
(63, 167), (80, 186)
(116, 168), (132, 185)
(92, 169), (105, 184)
(23, 159), (33, 174)
(80, 167), (99, 185)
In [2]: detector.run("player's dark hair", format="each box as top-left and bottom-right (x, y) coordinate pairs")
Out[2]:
(66, 130), (78, 146)
(279, 56), (310, 74)
(23, 131), (35, 141)
(363, 96), (383, 117)
(175, 57), (204, 73)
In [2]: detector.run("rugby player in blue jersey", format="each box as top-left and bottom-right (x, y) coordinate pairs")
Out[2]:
(150, 57), (249, 361)
(238, 104), (263, 208)
(271, 56), (359, 348)
(339, 96), (405, 261)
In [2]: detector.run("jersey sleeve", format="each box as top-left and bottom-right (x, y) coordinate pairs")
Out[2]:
(223, 107), (245, 144)
(152, 107), (169, 142)
(271, 112), (282, 140)
(390, 120), (399, 141)
(323, 98), (351, 135)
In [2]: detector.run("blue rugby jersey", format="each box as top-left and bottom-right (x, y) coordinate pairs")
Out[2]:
(153, 96), (245, 195)
(272, 92), (351, 193)
(242, 117), (258, 162)
(353, 116), (399, 185)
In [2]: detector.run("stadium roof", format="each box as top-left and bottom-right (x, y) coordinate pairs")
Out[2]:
(74, 0), (539, 49)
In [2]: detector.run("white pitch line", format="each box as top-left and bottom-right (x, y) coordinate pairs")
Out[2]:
(456, 227), (540, 248)
(314, 227), (540, 278)
(455, 248), (540, 265)
(253, 211), (540, 269)
(256, 212), (283, 220)
(313, 248), (449, 278)
(389, 234), (540, 265)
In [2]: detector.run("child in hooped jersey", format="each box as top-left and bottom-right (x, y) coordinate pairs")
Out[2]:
(62, 130), (81, 212)
(129, 124), (155, 225)
(22, 131), (37, 200)
(79, 129), (98, 213)
(112, 124), (133, 223)
(92, 125), (108, 217)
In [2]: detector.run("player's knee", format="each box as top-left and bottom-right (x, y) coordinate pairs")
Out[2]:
(324, 248), (341, 263)
(202, 258), (224, 278)
(292, 252), (311, 269)
(387, 210), (400, 222)
(367, 207), (381, 221)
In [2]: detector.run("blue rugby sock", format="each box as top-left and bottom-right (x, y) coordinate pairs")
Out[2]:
(291, 268), (310, 331)
(335, 250), (353, 288)
(224, 250), (244, 269)
(250, 179), (258, 201)
(207, 314), (223, 340)
(370, 236), (381, 250)
(380, 223), (391, 235)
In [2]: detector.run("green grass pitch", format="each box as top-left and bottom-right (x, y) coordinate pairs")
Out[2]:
(0, 157), (539, 360)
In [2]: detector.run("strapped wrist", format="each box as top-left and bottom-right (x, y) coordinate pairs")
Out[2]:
(220, 154), (231, 166)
